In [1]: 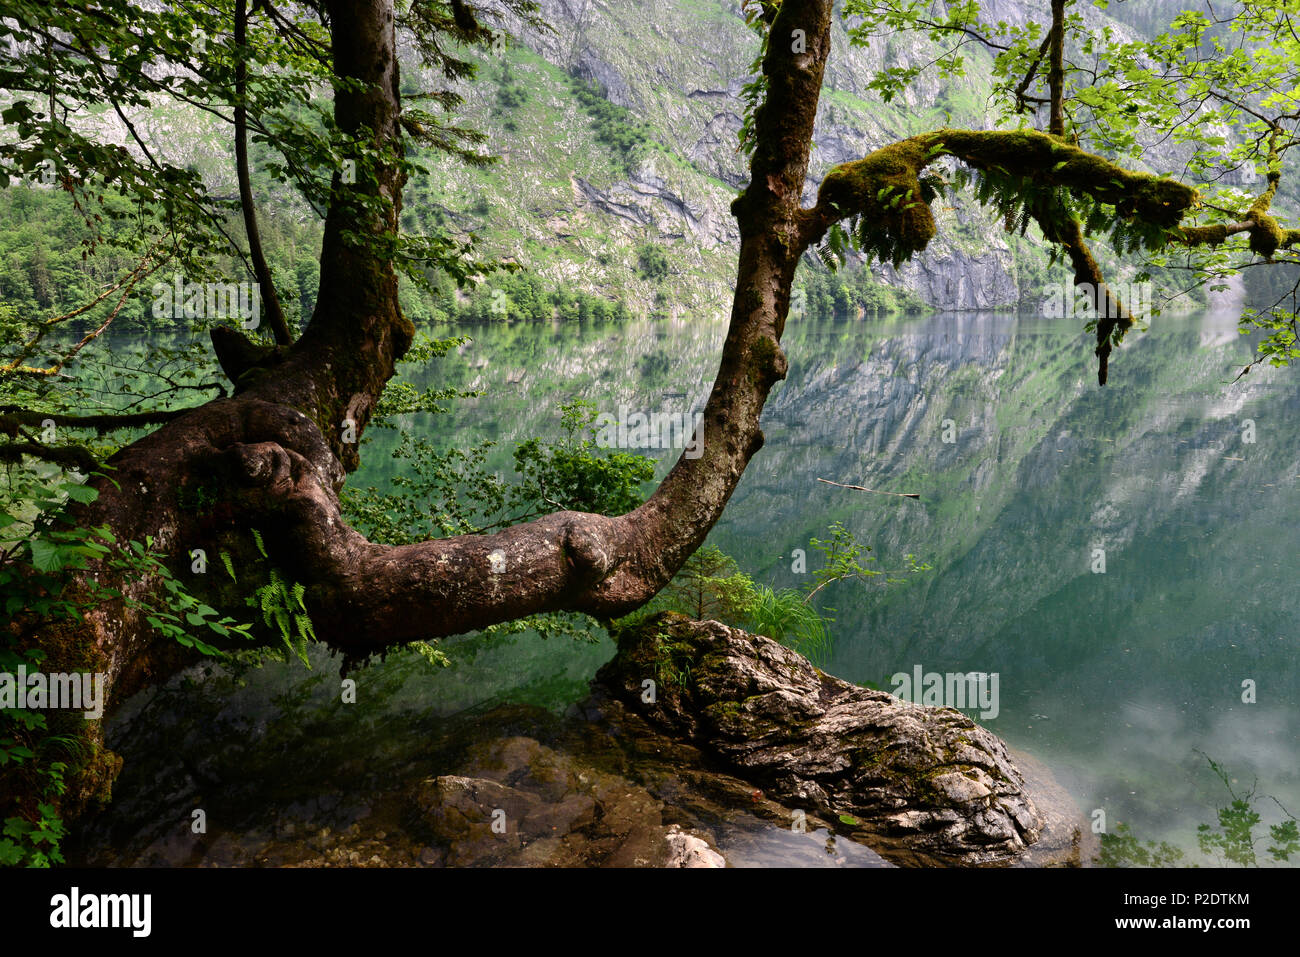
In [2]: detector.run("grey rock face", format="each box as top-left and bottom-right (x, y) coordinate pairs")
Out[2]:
(574, 164), (735, 246)
(598, 613), (1077, 866)
(572, 50), (637, 109)
(515, 0), (1031, 310)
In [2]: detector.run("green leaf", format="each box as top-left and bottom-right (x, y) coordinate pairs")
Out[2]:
(58, 483), (99, 504)
(28, 540), (64, 573)
(0, 838), (23, 867)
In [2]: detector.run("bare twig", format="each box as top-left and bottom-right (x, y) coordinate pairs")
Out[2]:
(817, 477), (920, 499)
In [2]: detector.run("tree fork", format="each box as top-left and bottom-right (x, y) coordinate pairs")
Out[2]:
(28, 0), (838, 822)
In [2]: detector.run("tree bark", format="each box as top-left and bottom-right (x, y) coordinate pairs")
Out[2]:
(33, 0), (1227, 824)
(47, 0), (837, 733)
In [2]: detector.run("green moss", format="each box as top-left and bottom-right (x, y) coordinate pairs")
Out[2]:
(709, 700), (744, 719)
(1180, 223), (1232, 246)
(818, 138), (937, 262)
(743, 333), (786, 389)
(1248, 213), (1285, 257)
(933, 128), (1197, 226)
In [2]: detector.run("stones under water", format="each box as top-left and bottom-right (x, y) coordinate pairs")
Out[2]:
(68, 613), (1087, 867)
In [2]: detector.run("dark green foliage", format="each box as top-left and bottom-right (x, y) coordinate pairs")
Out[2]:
(623, 544), (831, 664)
(1096, 822), (1186, 868)
(619, 523), (928, 666)
(651, 545), (758, 623)
(795, 258), (928, 320)
(567, 72), (653, 176)
(450, 270), (634, 322)
(0, 184), (320, 339)
(512, 399), (654, 516)
(246, 530), (315, 668)
(1195, 752), (1300, 867)
(494, 63), (530, 132)
(343, 397), (653, 544)
(0, 470), (254, 867)
(1097, 752), (1300, 867)
(372, 333), (480, 422)
(636, 242), (669, 281)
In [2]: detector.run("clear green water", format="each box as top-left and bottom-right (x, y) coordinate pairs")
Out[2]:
(74, 310), (1300, 865)
(354, 308), (1298, 865)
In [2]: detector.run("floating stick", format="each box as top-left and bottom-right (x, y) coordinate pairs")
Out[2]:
(817, 477), (920, 499)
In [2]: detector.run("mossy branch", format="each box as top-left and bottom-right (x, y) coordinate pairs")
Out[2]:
(0, 407), (189, 434)
(1034, 202), (1130, 385)
(803, 128), (1201, 258)
(798, 127), (1210, 383)
(1177, 167), (1300, 257)
(0, 442), (99, 471)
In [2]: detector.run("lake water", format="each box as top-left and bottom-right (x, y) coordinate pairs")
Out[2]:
(75, 308), (1300, 866)
(365, 307), (1300, 864)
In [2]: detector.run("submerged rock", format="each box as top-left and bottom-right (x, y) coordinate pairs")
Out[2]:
(68, 615), (1084, 867)
(69, 684), (890, 868)
(596, 613), (1085, 866)
(407, 733), (722, 867)
(664, 825), (726, 868)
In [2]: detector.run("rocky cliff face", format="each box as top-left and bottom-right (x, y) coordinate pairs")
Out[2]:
(408, 0), (1109, 312)
(438, 0), (1190, 313)
(66, 2), (1260, 317)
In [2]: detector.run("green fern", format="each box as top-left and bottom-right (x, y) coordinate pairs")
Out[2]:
(249, 567), (315, 668)
(219, 550), (236, 582)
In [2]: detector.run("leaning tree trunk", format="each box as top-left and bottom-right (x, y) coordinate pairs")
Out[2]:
(32, 0), (835, 821)
(28, 0), (1226, 829)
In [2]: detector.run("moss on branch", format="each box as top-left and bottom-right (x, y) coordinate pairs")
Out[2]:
(805, 128), (1209, 385)
(1179, 223), (1235, 246)
(1173, 170), (1300, 256)
(809, 128), (1201, 261)
(816, 138), (938, 263)
(932, 129), (1197, 227)
(1239, 172), (1300, 258)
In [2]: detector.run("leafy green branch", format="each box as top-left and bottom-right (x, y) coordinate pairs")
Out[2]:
(1, 469), (253, 868)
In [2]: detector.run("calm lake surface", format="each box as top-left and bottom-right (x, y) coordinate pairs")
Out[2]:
(78, 308), (1300, 865)
(363, 308), (1299, 863)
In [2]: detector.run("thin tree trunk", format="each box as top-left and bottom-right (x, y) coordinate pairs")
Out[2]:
(234, 0), (292, 346)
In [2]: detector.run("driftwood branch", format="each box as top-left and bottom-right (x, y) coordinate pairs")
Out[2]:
(817, 477), (920, 499)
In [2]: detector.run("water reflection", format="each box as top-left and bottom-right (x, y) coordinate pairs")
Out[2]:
(81, 313), (1300, 865)
(400, 311), (1300, 863)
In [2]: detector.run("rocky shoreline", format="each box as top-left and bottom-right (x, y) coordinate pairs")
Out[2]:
(68, 614), (1089, 867)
